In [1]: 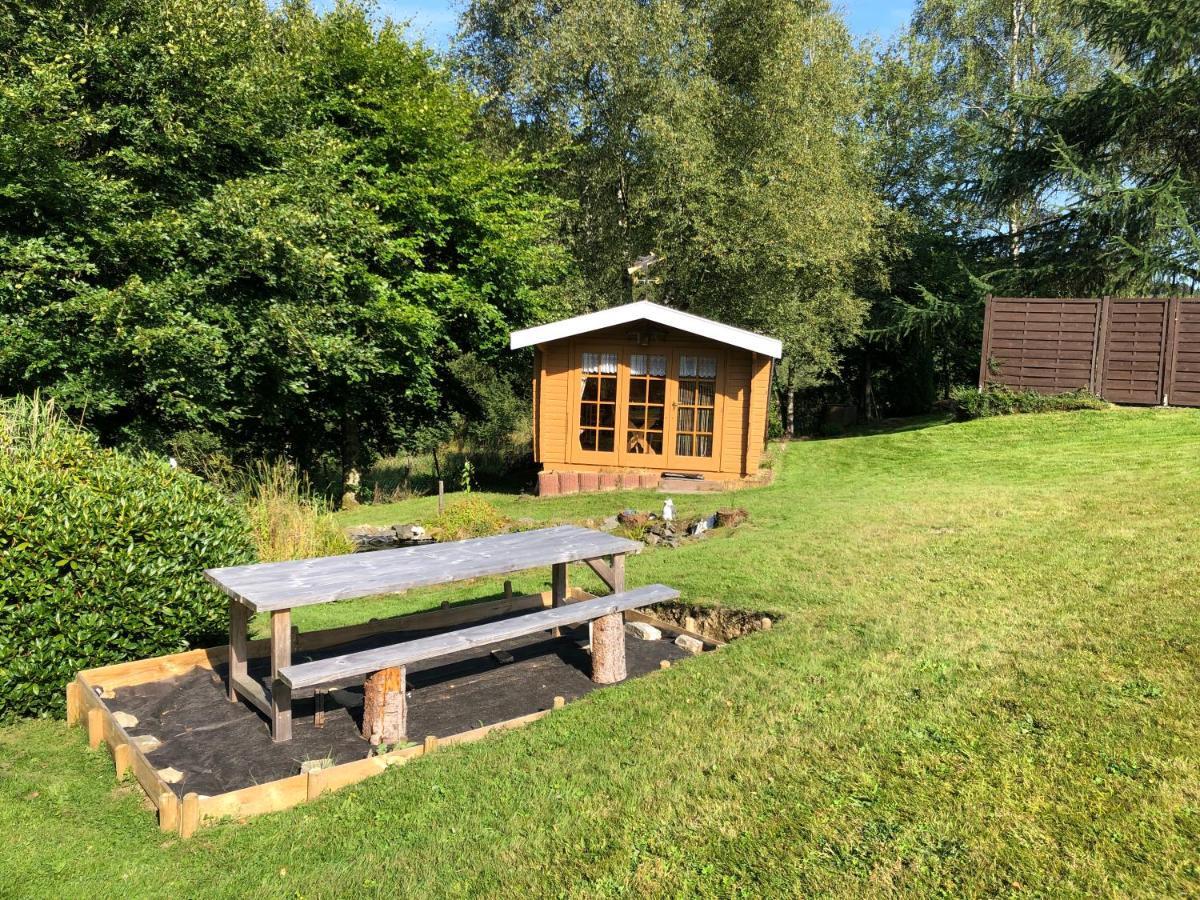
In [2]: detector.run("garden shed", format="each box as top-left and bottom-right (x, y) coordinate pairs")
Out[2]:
(511, 301), (782, 490)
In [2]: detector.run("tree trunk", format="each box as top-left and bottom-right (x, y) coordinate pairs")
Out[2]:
(361, 666), (406, 745)
(591, 613), (627, 684)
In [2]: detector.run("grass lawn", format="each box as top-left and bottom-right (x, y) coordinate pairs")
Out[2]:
(3, 408), (1199, 897)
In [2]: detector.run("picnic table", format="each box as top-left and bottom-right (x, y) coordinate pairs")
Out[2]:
(205, 525), (645, 742)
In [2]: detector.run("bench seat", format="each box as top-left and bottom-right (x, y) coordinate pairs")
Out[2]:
(279, 583), (680, 691)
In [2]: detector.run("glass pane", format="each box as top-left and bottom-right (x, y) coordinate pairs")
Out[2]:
(630, 354), (646, 376)
(647, 405), (664, 429)
(600, 353), (618, 374)
(600, 377), (616, 401)
(581, 404), (598, 426)
(698, 356), (717, 378)
(677, 407), (695, 432)
(628, 406), (646, 428)
(696, 408), (714, 434)
(582, 352), (599, 374)
(630, 380), (646, 403)
(648, 432), (663, 453)
(676, 434), (693, 456)
(582, 376), (598, 401)
(678, 381), (695, 406)
(696, 435), (712, 457)
(598, 430), (614, 452)
(580, 429), (596, 450)
(599, 404), (615, 428)
(648, 380), (665, 403)
(697, 381), (715, 407)
(679, 355), (697, 377)
(628, 431), (647, 453)
(649, 355), (667, 377)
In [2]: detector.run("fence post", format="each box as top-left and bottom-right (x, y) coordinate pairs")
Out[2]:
(978, 295), (993, 390)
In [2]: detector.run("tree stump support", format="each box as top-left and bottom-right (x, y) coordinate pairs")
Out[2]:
(590, 553), (627, 684)
(361, 666), (406, 745)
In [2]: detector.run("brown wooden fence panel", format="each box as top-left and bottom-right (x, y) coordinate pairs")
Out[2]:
(979, 297), (1102, 393)
(1098, 298), (1170, 405)
(1165, 299), (1200, 407)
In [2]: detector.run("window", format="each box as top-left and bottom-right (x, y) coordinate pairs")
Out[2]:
(579, 352), (617, 452)
(675, 355), (716, 457)
(626, 354), (666, 455)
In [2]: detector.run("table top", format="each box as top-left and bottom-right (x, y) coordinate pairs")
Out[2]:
(205, 525), (642, 613)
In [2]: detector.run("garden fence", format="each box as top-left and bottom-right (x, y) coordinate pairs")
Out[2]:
(979, 296), (1200, 407)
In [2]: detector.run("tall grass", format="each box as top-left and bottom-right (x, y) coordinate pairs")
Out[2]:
(241, 460), (352, 562)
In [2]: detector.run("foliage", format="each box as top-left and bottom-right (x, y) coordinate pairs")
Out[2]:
(990, 0), (1200, 293)
(240, 459), (352, 562)
(448, 352), (530, 454)
(0, 395), (253, 720)
(428, 497), (508, 541)
(459, 0), (888, 384)
(951, 384), (1106, 418)
(0, 0), (568, 469)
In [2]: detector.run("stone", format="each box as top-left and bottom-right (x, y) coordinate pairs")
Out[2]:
(300, 758), (334, 775)
(395, 523), (426, 540)
(600, 515), (620, 532)
(113, 711), (138, 729)
(618, 509), (648, 529)
(558, 471), (580, 494)
(760, 616), (773, 631)
(625, 621), (662, 641)
(341, 491), (360, 510)
(538, 471), (560, 496)
(131, 734), (161, 753)
(674, 634), (705, 655)
(684, 616), (698, 633)
(157, 767), (184, 784)
(491, 649), (515, 665)
(643, 532), (660, 546)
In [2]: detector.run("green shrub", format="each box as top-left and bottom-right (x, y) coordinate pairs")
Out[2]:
(241, 460), (353, 563)
(429, 497), (509, 541)
(951, 384), (1107, 420)
(0, 396), (254, 720)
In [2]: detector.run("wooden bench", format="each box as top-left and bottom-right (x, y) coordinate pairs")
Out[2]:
(279, 584), (680, 744)
(206, 525), (644, 742)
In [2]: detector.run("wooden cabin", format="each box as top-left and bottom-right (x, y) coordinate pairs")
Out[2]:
(510, 302), (782, 489)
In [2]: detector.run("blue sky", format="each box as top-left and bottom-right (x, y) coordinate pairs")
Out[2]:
(320, 1), (915, 48)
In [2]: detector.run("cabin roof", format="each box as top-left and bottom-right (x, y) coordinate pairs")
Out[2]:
(509, 301), (783, 359)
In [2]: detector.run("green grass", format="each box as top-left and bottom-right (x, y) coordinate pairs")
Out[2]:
(4, 408), (1200, 897)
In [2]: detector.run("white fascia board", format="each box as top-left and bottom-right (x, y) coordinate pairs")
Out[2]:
(509, 301), (783, 359)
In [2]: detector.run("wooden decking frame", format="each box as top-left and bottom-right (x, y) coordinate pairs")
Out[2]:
(67, 588), (719, 838)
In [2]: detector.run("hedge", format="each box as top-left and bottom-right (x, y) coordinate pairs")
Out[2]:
(0, 397), (254, 720)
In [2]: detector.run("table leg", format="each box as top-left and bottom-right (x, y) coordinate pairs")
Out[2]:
(551, 561), (567, 637)
(271, 609), (292, 742)
(592, 553), (627, 683)
(228, 599), (248, 703)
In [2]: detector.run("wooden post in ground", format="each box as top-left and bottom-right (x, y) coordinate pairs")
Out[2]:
(361, 667), (406, 745)
(437, 480), (445, 514)
(551, 562), (567, 637)
(87, 709), (104, 749)
(591, 554), (627, 684)
(180, 792), (200, 839)
(271, 609), (293, 742)
(228, 598), (248, 703)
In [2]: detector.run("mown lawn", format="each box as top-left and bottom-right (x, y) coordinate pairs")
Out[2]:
(2, 409), (1199, 897)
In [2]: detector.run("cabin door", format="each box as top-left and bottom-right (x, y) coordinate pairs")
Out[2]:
(617, 351), (669, 466)
(664, 350), (724, 472)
